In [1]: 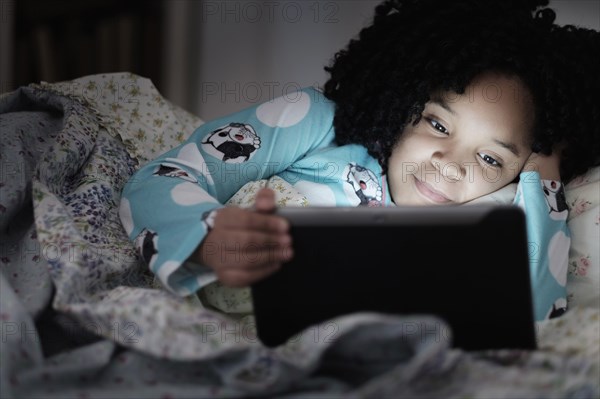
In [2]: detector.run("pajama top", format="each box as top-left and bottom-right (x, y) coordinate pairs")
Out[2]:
(119, 87), (570, 321)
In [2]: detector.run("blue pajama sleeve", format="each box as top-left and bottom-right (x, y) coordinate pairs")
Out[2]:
(514, 171), (570, 321)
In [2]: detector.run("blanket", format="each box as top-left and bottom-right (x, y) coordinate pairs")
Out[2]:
(0, 73), (598, 398)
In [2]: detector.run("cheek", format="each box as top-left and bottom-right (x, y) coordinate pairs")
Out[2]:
(477, 168), (507, 187)
(391, 130), (429, 159)
(388, 146), (414, 180)
(388, 132), (435, 181)
(466, 168), (517, 198)
(386, 152), (409, 196)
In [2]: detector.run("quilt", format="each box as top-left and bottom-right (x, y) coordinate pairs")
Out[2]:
(0, 73), (598, 398)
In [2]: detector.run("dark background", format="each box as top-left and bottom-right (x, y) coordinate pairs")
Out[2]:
(11, 0), (164, 92)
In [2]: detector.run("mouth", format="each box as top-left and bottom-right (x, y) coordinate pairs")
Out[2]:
(235, 134), (245, 141)
(413, 176), (452, 204)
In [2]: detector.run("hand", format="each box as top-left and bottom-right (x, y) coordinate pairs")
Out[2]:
(190, 188), (293, 287)
(522, 148), (562, 181)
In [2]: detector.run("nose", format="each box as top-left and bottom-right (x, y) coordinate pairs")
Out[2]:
(431, 150), (466, 181)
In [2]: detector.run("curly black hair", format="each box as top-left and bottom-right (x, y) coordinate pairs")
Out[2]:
(323, 0), (599, 182)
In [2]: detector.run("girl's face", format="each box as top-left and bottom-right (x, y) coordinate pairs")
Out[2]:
(387, 73), (534, 206)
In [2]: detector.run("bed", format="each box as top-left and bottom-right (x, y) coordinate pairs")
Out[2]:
(1, 72), (598, 398)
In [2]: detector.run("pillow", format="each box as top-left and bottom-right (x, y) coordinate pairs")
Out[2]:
(32, 72), (203, 166)
(564, 166), (600, 310)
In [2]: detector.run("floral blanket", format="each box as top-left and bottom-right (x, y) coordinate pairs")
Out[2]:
(0, 73), (598, 398)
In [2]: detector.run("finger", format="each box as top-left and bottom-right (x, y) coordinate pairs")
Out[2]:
(216, 207), (289, 233)
(209, 229), (291, 254)
(238, 243), (294, 265)
(254, 187), (276, 213)
(218, 263), (282, 288)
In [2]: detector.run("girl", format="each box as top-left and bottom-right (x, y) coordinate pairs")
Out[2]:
(119, 0), (599, 321)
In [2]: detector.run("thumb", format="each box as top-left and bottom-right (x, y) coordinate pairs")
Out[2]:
(254, 187), (276, 213)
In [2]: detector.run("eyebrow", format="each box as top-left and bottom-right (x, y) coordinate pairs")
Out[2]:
(429, 96), (521, 157)
(429, 97), (457, 116)
(493, 139), (521, 157)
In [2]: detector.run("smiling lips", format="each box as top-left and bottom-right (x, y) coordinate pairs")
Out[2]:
(413, 176), (452, 204)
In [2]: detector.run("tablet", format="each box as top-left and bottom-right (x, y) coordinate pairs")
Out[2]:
(250, 204), (537, 351)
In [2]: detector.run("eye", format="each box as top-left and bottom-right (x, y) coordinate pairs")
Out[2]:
(426, 118), (449, 135)
(478, 153), (502, 168)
